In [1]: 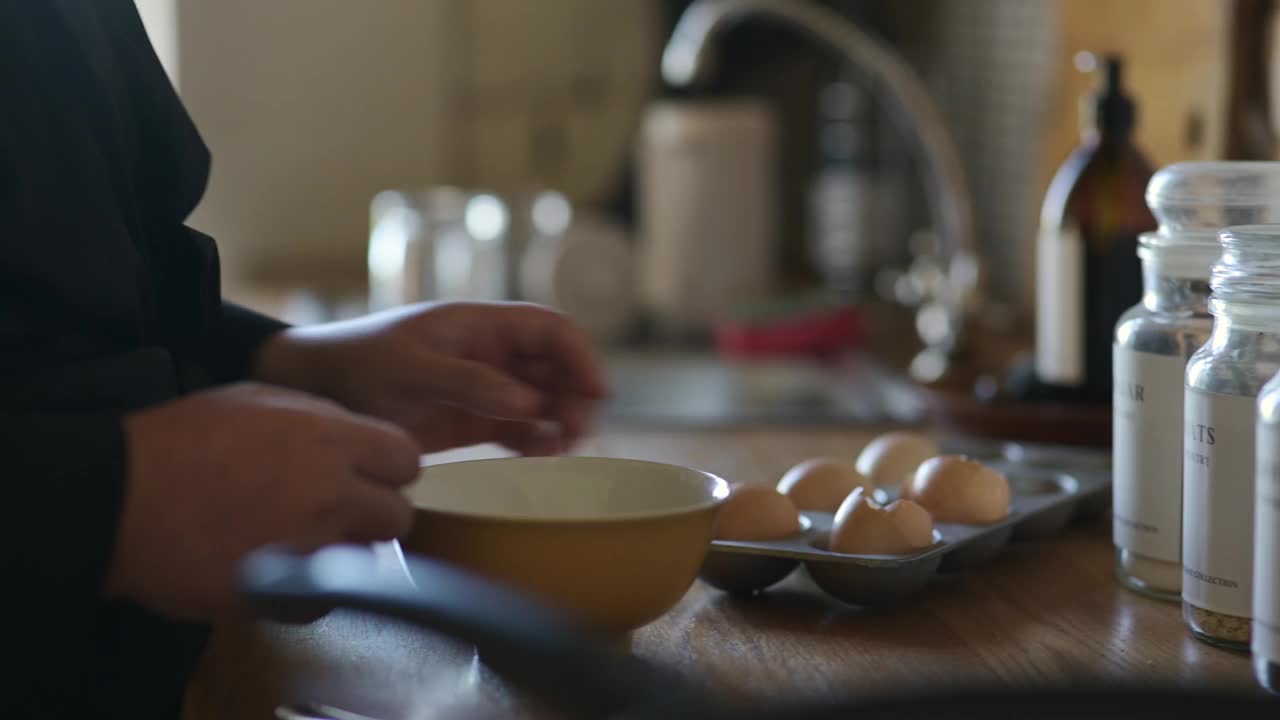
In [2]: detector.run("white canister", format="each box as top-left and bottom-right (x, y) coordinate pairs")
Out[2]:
(634, 99), (777, 335)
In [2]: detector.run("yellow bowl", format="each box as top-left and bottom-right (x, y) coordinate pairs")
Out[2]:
(403, 456), (729, 635)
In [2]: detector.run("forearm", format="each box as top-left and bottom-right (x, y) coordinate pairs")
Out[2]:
(246, 315), (377, 399)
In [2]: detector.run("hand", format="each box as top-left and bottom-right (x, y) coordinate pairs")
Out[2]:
(109, 382), (420, 620)
(252, 302), (608, 455)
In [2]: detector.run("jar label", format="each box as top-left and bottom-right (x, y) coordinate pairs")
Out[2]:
(1255, 420), (1280, 659)
(1183, 388), (1257, 618)
(1113, 347), (1185, 562)
(1035, 222), (1084, 385)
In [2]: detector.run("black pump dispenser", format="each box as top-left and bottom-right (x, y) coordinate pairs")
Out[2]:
(1091, 56), (1135, 136)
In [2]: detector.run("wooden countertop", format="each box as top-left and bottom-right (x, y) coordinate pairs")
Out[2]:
(183, 428), (1257, 720)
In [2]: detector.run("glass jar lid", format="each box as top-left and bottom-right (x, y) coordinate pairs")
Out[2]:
(1138, 231), (1219, 278)
(1146, 161), (1280, 237)
(1210, 224), (1280, 304)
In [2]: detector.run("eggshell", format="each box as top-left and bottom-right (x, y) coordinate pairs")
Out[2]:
(714, 483), (802, 541)
(828, 487), (935, 555)
(776, 458), (872, 512)
(899, 472), (917, 501)
(907, 455), (1010, 524)
(855, 432), (940, 488)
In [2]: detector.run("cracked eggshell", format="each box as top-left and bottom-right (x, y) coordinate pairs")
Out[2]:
(907, 455), (1010, 524)
(714, 483), (802, 541)
(776, 458), (872, 512)
(854, 432), (940, 488)
(828, 487), (935, 555)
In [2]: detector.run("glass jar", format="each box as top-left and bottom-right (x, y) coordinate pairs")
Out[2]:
(1114, 162), (1280, 601)
(367, 188), (514, 312)
(1184, 225), (1280, 650)
(1114, 235), (1214, 599)
(1256, 373), (1280, 691)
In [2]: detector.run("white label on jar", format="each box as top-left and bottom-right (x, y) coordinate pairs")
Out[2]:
(1113, 347), (1186, 562)
(1035, 222), (1083, 385)
(1255, 420), (1280, 660)
(1183, 388), (1257, 618)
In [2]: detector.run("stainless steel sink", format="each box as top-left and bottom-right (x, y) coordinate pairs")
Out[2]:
(600, 350), (926, 427)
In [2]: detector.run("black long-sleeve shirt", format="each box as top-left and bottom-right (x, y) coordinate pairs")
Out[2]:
(3, 1), (287, 715)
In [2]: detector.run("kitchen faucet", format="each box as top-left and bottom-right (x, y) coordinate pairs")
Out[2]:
(662, 0), (982, 369)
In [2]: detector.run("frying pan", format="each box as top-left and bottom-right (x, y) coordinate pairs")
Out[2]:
(242, 545), (1278, 720)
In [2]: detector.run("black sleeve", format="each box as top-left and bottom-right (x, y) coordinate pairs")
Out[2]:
(1, 2), (239, 713)
(7, 412), (127, 603)
(215, 301), (290, 383)
(5, 411), (130, 704)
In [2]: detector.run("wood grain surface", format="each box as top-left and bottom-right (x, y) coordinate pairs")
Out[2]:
(183, 428), (1257, 720)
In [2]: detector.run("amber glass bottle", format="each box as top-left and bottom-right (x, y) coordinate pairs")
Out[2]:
(1033, 56), (1157, 404)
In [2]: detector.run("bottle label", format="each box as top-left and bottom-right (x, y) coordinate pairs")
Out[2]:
(1255, 419), (1280, 659)
(811, 170), (874, 273)
(1183, 388), (1257, 618)
(1113, 347), (1185, 562)
(1036, 222), (1084, 384)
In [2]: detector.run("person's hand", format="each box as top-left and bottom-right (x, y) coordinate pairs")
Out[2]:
(109, 382), (420, 620)
(252, 302), (608, 455)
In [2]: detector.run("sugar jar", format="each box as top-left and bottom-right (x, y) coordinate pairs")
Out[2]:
(1184, 224), (1280, 650)
(1255, 372), (1280, 690)
(1114, 162), (1280, 601)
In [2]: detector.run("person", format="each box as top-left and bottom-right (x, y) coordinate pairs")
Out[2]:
(2, 1), (606, 716)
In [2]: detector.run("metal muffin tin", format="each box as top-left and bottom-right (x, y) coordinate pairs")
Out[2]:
(699, 437), (1111, 605)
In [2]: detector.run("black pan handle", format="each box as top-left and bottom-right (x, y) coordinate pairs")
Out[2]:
(240, 544), (720, 720)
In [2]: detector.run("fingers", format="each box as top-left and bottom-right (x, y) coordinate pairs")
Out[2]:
(411, 351), (544, 420)
(551, 395), (596, 448)
(489, 418), (565, 456)
(508, 357), (598, 447)
(513, 309), (605, 446)
(510, 307), (608, 398)
(339, 482), (415, 543)
(341, 415), (423, 488)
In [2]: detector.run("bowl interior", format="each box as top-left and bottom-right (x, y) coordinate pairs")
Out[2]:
(408, 456), (729, 522)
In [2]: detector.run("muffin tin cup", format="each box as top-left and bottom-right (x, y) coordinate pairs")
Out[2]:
(806, 549), (943, 604)
(700, 552), (800, 595)
(936, 524), (1015, 573)
(700, 516), (812, 593)
(699, 440), (1111, 606)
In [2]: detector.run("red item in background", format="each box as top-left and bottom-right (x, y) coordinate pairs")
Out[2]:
(714, 304), (865, 358)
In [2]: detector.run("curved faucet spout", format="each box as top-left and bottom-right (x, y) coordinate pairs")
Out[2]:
(662, 0), (979, 302)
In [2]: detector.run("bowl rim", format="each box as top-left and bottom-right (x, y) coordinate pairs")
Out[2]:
(408, 455), (732, 524)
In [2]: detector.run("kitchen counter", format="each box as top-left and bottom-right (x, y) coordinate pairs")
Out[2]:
(183, 427), (1257, 719)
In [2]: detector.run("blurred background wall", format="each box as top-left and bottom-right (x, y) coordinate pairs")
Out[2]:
(133, 0), (1246, 321)
(139, 0), (658, 297)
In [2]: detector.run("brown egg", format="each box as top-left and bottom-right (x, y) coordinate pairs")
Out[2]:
(714, 483), (802, 541)
(855, 432), (940, 488)
(899, 472), (917, 501)
(828, 487), (935, 555)
(776, 458), (872, 512)
(907, 455), (1010, 524)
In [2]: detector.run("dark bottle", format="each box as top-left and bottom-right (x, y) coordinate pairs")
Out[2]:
(1223, 0), (1277, 160)
(1033, 56), (1156, 404)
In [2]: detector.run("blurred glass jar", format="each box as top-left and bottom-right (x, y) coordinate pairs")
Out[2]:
(369, 187), (636, 344)
(1254, 370), (1280, 693)
(519, 191), (636, 345)
(367, 188), (513, 311)
(1113, 162), (1280, 603)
